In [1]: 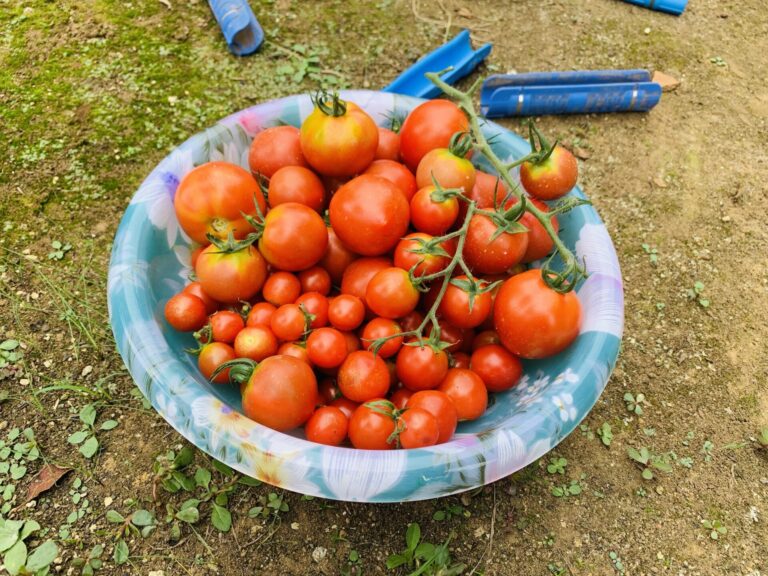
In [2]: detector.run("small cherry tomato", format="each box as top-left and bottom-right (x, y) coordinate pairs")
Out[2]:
(246, 302), (277, 327)
(407, 390), (458, 444)
(270, 304), (307, 342)
(363, 159), (417, 202)
(341, 257), (393, 302)
(195, 243), (268, 304)
(410, 185), (459, 236)
(393, 233), (452, 278)
(328, 295), (365, 332)
(320, 227), (358, 285)
(438, 275), (493, 329)
(209, 310), (245, 343)
(396, 344), (449, 392)
(397, 407), (439, 449)
(342, 331), (361, 354)
(278, 341), (312, 366)
(399, 310), (425, 332)
(295, 292), (329, 329)
(470, 344), (523, 392)
(463, 213), (529, 275)
(234, 325), (278, 361)
(298, 266), (332, 296)
(438, 368), (488, 421)
(330, 396), (359, 420)
(389, 387), (414, 410)
(165, 292), (208, 332)
(306, 327), (348, 369)
(472, 330), (500, 350)
(415, 142), (475, 193)
(348, 400), (396, 450)
(318, 378), (341, 404)
(268, 165), (325, 212)
(520, 200), (559, 263)
(374, 127), (401, 161)
(520, 144), (578, 201)
(305, 406), (348, 446)
(365, 267), (419, 319)
(361, 317), (403, 359)
(262, 272), (302, 307)
(248, 125), (308, 179)
(399, 100), (469, 172)
(258, 202), (328, 272)
(182, 281), (219, 314)
(338, 351), (390, 403)
(198, 342), (236, 384)
(451, 352), (471, 369)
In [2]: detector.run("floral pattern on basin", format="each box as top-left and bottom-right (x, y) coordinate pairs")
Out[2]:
(108, 90), (623, 503)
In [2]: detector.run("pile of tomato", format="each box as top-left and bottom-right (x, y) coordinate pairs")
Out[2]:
(163, 93), (583, 450)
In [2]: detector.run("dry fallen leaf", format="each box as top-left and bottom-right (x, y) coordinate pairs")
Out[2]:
(20, 464), (71, 505)
(457, 7), (473, 18)
(652, 176), (668, 188)
(652, 71), (681, 92)
(573, 147), (592, 160)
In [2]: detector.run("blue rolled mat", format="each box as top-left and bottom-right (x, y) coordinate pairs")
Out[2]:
(208, 0), (264, 56)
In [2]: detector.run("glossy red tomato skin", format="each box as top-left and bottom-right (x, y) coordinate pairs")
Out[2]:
(270, 304), (307, 342)
(438, 276), (493, 329)
(330, 397), (359, 420)
(174, 162), (266, 245)
(320, 227), (358, 285)
(328, 295), (365, 332)
(399, 310), (425, 333)
(520, 145), (578, 200)
(182, 282), (219, 315)
(407, 390), (458, 444)
(300, 100), (379, 177)
(393, 233), (452, 278)
(295, 292), (329, 329)
(258, 202), (328, 271)
(472, 330), (500, 350)
(195, 244), (268, 304)
(416, 148), (476, 193)
(470, 344), (523, 392)
(209, 310), (245, 343)
(338, 350), (391, 403)
(374, 127), (401, 161)
(450, 352), (471, 369)
(267, 165), (326, 212)
(317, 378), (341, 405)
(298, 266), (332, 296)
(242, 355), (318, 431)
(262, 272), (302, 307)
(396, 344), (450, 392)
(389, 387), (414, 410)
(365, 268), (419, 320)
(398, 407), (440, 449)
(426, 320), (465, 354)
(305, 406), (348, 446)
(361, 318), (403, 359)
(438, 368), (488, 421)
(399, 100), (469, 171)
(362, 159), (417, 202)
(340, 257), (393, 302)
(248, 126), (308, 179)
(306, 327), (348, 369)
(198, 342), (236, 384)
(234, 325), (279, 361)
(463, 214), (529, 275)
(410, 185), (459, 236)
(278, 341), (312, 366)
(246, 302), (276, 327)
(520, 200), (559, 263)
(329, 175), (410, 256)
(164, 293), (208, 332)
(494, 269), (582, 359)
(348, 400), (396, 450)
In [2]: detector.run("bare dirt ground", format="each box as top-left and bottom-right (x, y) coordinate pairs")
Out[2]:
(1, 0), (766, 575)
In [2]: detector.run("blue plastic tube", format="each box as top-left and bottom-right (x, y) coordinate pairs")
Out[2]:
(208, 0), (264, 56)
(480, 82), (662, 117)
(483, 70), (651, 88)
(620, 0), (688, 15)
(384, 30), (492, 99)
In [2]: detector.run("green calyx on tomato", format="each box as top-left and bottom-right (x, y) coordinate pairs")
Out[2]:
(448, 131), (473, 158)
(311, 89), (348, 117)
(209, 357), (258, 386)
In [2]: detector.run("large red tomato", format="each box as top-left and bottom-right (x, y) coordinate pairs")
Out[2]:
(399, 100), (469, 171)
(393, 233), (453, 278)
(396, 344), (449, 392)
(267, 165), (326, 212)
(365, 267), (419, 319)
(174, 162), (265, 245)
(337, 351), (390, 402)
(409, 185), (459, 236)
(415, 147), (475, 193)
(248, 125), (308, 178)
(300, 96), (378, 177)
(195, 243), (267, 304)
(348, 400), (396, 450)
(241, 355), (318, 431)
(520, 144), (578, 200)
(258, 202), (328, 271)
(493, 269), (582, 359)
(438, 275), (493, 329)
(329, 175), (410, 256)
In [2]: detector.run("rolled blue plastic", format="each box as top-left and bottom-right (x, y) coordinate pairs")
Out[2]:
(480, 82), (662, 117)
(483, 69), (651, 88)
(208, 0), (264, 56)
(384, 29), (492, 99)
(620, 0), (688, 15)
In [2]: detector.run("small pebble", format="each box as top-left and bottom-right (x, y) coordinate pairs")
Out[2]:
(644, 27), (651, 34)
(81, 365), (93, 377)
(312, 546), (327, 563)
(104, 497), (113, 507)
